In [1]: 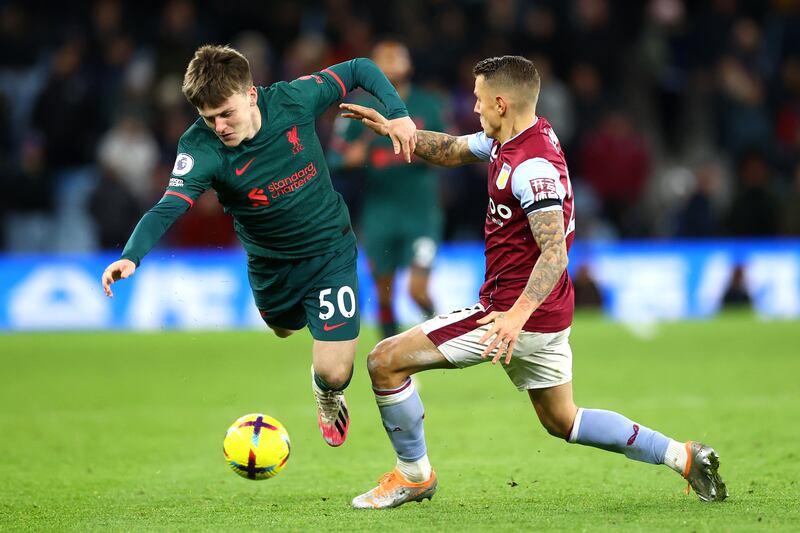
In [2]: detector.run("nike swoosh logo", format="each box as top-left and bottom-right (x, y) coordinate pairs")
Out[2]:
(323, 322), (347, 331)
(235, 158), (255, 176)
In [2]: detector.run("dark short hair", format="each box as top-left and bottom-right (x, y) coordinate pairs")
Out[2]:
(473, 56), (540, 99)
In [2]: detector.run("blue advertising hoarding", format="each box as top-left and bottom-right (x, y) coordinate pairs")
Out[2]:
(0, 240), (798, 331)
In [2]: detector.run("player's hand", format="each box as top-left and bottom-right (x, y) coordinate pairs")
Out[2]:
(386, 116), (417, 163)
(340, 103), (389, 136)
(101, 259), (136, 298)
(340, 103), (417, 163)
(476, 309), (528, 365)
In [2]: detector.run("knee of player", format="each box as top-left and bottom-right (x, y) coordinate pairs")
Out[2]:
(316, 365), (353, 390)
(366, 339), (400, 379)
(541, 414), (574, 439)
(543, 422), (568, 439)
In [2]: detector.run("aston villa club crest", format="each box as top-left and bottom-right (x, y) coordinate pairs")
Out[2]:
(287, 126), (303, 154)
(496, 163), (512, 190)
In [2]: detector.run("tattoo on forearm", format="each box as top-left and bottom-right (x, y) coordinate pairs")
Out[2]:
(414, 131), (481, 167)
(523, 209), (568, 309)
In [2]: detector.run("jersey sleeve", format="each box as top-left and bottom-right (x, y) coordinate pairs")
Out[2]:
(119, 196), (189, 266)
(162, 138), (217, 206)
(119, 136), (219, 266)
(511, 157), (566, 215)
(287, 58), (409, 119)
(467, 131), (493, 161)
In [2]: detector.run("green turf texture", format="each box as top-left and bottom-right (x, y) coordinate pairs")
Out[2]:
(1, 313), (798, 531)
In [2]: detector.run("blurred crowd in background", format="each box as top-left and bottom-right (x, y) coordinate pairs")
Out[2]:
(2, 0), (800, 254)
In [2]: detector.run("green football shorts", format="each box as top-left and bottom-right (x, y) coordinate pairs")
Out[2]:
(361, 208), (441, 276)
(247, 244), (360, 341)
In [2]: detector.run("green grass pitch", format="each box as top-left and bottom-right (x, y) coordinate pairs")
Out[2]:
(1, 313), (798, 531)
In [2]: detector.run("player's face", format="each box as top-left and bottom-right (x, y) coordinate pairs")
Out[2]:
(474, 76), (501, 138)
(198, 88), (256, 147)
(373, 43), (411, 85)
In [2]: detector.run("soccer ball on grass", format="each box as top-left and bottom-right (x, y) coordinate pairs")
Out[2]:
(223, 413), (291, 480)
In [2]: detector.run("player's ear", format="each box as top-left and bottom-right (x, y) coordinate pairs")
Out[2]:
(249, 85), (257, 106)
(496, 95), (508, 116)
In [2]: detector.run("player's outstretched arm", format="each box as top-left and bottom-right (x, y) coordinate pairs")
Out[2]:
(101, 259), (137, 298)
(414, 130), (482, 167)
(340, 103), (480, 167)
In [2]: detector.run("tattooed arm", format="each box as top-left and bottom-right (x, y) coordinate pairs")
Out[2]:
(517, 209), (569, 312)
(413, 131), (482, 167)
(339, 103), (481, 167)
(476, 208), (568, 364)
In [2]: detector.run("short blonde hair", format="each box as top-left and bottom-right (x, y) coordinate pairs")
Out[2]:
(182, 45), (253, 109)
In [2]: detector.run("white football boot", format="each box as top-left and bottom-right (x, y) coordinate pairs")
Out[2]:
(311, 366), (349, 447)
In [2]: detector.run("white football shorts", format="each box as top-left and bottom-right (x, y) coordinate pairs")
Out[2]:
(421, 303), (572, 391)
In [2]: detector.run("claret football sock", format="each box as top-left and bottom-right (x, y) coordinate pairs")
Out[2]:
(568, 408), (670, 465)
(374, 378), (427, 463)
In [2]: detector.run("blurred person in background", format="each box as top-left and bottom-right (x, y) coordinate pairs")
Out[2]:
(721, 264), (752, 309)
(95, 111), (160, 209)
(675, 161), (724, 237)
(578, 108), (652, 237)
(715, 53), (772, 155)
(100, 44), (417, 449)
(31, 33), (101, 175)
(774, 55), (800, 176)
(153, 0), (204, 84)
(779, 162), (800, 236)
(725, 149), (778, 236)
(0, 131), (54, 250)
(573, 263), (603, 309)
(87, 165), (142, 251)
(329, 40), (446, 339)
(532, 54), (575, 154)
(568, 62), (607, 158)
(29, 31), (103, 251)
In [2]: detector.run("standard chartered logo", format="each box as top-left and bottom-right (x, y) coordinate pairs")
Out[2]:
(267, 162), (318, 199)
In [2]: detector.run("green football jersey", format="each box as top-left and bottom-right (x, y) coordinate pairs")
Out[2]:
(120, 58), (409, 265)
(331, 85), (446, 216)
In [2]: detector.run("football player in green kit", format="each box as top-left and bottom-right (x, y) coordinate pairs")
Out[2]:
(100, 44), (417, 447)
(329, 40), (446, 339)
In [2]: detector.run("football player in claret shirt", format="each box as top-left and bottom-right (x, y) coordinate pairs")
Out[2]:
(341, 56), (727, 508)
(100, 44), (417, 448)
